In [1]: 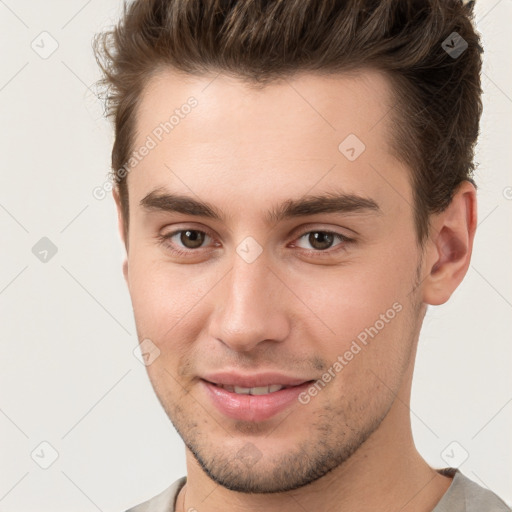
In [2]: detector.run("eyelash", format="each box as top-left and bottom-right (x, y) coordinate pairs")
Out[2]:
(156, 228), (353, 258)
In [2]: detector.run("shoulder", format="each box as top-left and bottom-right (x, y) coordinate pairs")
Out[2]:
(124, 476), (187, 512)
(433, 469), (511, 512)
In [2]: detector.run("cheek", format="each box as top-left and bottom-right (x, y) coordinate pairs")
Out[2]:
(292, 242), (419, 375)
(295, 259), (414, 343)
(128, 249), (180, 334)
(127, 249), (214, 358)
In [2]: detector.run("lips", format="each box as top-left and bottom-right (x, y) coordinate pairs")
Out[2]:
(199, 372), (314, 422)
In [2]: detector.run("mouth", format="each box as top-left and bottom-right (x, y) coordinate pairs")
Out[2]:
(200, 378), (315, 422)
(207, 382), (295, 395)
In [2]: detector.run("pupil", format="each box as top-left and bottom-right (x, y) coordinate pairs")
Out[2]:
(310, 232), (333, 250)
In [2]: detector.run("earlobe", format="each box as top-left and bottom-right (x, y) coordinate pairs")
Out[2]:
(421, 181), (477, 306)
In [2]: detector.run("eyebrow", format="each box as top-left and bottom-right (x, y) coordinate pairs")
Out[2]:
(140, 188), (381, 224)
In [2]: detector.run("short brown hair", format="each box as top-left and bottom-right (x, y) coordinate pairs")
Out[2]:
(93, 0), (483, 246)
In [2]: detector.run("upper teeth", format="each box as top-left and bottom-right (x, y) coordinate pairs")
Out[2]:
(218, 384), (286, 395)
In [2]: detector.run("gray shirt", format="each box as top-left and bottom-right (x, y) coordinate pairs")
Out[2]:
(125, 468), (511, 512)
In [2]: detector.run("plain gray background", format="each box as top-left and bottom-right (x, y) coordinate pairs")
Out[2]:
(1, 1), (511, 510)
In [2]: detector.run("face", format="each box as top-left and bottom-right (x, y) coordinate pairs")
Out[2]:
(120, 68), (426, 493)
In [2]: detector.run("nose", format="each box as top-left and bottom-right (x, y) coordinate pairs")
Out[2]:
(207, 252), (290, 353)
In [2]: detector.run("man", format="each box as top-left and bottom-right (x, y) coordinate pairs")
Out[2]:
(93, 0), (510, 510)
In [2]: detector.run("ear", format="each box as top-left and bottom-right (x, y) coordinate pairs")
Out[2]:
(112, 187), (129, 286)
(421, 180), (477, 305)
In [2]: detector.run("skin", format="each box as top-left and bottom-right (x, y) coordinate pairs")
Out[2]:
(114, 68), (477, 512)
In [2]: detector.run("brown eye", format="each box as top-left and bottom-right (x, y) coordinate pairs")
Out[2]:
(157, 228), (213, 256)
(307, 231), (335, 250)
(177, 230), (206, 249)
(298, 230), (351, 252)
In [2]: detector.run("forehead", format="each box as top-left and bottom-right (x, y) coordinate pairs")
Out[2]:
(128, 68), (412, 218)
